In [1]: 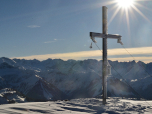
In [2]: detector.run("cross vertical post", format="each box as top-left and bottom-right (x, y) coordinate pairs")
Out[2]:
(102, 6), (108, 105)
(89, 6), (123, 105)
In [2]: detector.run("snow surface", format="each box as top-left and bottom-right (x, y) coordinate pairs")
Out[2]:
(0, 97), (152, 114)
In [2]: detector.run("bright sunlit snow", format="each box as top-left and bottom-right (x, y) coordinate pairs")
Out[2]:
(0, 97), (152, 114)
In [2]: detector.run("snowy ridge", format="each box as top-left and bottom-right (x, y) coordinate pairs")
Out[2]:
(0, 88), (26, 105)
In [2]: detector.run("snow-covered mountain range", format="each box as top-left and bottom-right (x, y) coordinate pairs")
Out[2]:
(0, 57), (152, 104)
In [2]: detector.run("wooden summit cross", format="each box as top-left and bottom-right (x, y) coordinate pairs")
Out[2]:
(90, 6), (123, 104)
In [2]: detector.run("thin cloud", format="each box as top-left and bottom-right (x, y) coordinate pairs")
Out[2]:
(12, 46), (152, 63)
(54, 39), (65, 41)
(44, 41), (56, 43)
(27, 25), (40, 28)
(44, 39), (64, 44)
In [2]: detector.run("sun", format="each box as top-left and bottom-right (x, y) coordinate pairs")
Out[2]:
(105, 0), (151, 37)
(116, 0), (134, 9)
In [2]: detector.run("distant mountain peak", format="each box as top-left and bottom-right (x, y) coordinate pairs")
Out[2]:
(0, 62), (14, 69)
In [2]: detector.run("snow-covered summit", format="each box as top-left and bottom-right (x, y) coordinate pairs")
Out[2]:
(0, 97), (152, 113)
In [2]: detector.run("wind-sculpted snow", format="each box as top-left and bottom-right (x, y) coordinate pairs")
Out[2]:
(0, 57), (152, 104)
(0, 97), (152, 114)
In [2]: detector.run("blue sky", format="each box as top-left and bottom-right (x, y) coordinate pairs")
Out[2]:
(0, 0), (152, 63)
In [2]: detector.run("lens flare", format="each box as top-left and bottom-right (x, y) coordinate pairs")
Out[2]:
(116, 0), (134, 8)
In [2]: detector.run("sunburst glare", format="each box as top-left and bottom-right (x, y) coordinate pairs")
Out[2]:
(116, 0), (135, 9)
(109, 0), (152, 24)
(106, 0), (152, 38)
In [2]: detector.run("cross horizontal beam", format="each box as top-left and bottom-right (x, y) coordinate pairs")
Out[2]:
(90, 32), (123, 45)
(90, 32), (122, 39)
